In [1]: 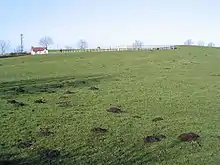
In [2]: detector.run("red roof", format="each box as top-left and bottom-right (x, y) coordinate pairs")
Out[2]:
(31, 47), (46, 52)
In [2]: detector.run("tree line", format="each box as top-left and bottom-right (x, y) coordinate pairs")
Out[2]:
(184, 39), (215, 47)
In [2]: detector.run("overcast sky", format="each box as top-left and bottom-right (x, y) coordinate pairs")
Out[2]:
(0, 0), (219, 51)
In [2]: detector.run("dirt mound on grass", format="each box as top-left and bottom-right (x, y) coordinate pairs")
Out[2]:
(35, 99), (47, 104)
(17, 140), (34, 149)
(64, 90), (74, 94)
(14, 86), (26, 93)
(216, 136), (220, 139)
(39, 149), (60, 163)
(56, 101), (72, 108)
(7, 100), (25, 107)
(133, 115), (141, 119)
(152, 117), (164, 122)
(89, 86), (99, 90)
(107, 106), (122, 113)
(91, 127), (107, 134)
(178, 132), (200, 142)
(39, 128), (53, 137)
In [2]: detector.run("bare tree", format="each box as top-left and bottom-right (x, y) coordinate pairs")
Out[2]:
(78, 39), (88, 49)
(184, 39), (193, 45)
(65, 46), (72, 49)
(132, 40), (143, 49)
(14, 45), (22, 53)
(208, 42), (215, 47)
(64, 46), (72, 52)
(0, 40), (10, 55)
(197, 40), (205, 46)
(39, 36), (53, 49)
(14, 45), (27, 54)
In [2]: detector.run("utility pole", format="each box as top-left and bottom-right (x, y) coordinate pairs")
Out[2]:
(20, 33), (24, 53)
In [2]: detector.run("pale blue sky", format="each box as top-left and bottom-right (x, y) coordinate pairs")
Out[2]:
(0, 0), (219, 51)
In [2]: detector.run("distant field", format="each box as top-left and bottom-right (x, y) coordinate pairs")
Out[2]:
(1, 46), (220, 165)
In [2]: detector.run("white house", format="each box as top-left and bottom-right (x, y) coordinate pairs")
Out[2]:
(30, 47), (48, 55)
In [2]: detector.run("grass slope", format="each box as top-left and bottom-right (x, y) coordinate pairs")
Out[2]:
(1, 46), (220, 164)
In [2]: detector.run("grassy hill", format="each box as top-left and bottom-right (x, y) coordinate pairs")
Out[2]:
(1, 46), (220, 164)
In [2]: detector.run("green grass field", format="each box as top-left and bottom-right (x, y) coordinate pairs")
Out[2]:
(1, 46), (220, 165)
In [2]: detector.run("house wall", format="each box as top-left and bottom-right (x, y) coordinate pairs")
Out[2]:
(31, 50), (48, 55)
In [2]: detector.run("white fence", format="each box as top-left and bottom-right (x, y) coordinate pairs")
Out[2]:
(52, 45), (177, 53)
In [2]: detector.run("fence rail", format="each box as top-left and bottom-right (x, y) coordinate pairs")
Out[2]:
(49, 45), (177, 53)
